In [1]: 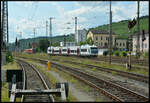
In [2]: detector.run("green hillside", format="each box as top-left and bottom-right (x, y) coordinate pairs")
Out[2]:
(89, 15), (149, 39)
(9, 15), (148, 51)
(9, 34), (75, 51)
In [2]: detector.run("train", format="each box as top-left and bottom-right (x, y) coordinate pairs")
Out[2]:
(47, 44), (98, 56)
(24, 48), (36, 54)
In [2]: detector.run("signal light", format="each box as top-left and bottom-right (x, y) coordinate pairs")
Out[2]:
(128, 18), (137, 30)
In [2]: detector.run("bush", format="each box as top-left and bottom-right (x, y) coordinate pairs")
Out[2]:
(114, 50), (120, 56)
(144, 52), (149, 58)
(103, 51), (108, 56)
(121, 51), (127, 57)
(6, 51), (13, 63)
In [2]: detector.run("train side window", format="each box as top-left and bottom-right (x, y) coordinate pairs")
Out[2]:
(81, 49), (87, 52)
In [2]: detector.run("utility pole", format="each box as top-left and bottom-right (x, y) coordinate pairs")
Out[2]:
(1, 1), (9, 51)
(19, 32), (22, 52)
(136, 1), (140, 58)
(109, 1), (112, 64)
(33, 28), (35, 48)
(46, 20), (48, 37)
(64, 34), (66, 47)
(75, 17), (77, 44)
(49, 17), (54, 49)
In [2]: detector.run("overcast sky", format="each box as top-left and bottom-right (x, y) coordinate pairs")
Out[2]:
(7, 1), (149, 43)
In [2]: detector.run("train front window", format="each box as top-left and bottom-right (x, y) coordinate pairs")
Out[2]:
(91, 47), (98, 53)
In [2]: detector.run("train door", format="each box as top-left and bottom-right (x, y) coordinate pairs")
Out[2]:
(77, 48), (80, 56)
(52, 48), (54, 55)
(67, 48), (70, 56)
(59, 48), (61, 55)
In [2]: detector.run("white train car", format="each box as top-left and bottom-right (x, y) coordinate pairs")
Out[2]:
(67, 46), (80, 56)
(47, 46), (54, 55)
(61, 47), (68, 55)
(53, 47), (61, 55)
(80, 45), (98, 56)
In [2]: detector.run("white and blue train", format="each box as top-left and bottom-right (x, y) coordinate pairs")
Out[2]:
(47, 44), (98, 57)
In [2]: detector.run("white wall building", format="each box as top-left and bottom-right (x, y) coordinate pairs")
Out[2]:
(132, 31), (149, 53)
(76, 29), (87, 43)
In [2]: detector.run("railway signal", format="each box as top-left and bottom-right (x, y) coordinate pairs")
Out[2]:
(128, 18), (136, 30)
(127, 17), (137, 70)
(142, 30), (146, 42)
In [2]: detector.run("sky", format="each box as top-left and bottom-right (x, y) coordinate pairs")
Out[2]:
(5, 1), (149, 43)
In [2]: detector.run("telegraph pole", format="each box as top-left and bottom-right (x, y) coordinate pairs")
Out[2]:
(34, 28), (35, 42)
(20, 32), (22, 52)
(136, 1), (140, 58)
(33, 28), (35, 46)
(49, 17), (54, 49)
(1, 1), (9, 51)
(46, 20), (48, 37)
(49, 17), (52, 46)
(75, 17), (77, 44)
(109, 1), (112, 64)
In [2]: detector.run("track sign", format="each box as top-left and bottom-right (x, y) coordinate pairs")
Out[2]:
(6, 70), (23, 82)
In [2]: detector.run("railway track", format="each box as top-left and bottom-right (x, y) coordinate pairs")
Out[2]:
(59, 60), (149, 83)
(88, 56), (148, 66)
(17, 59), (54, 102)
(31, 58), (148, 102)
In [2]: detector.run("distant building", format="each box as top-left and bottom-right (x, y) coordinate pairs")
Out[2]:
(77, 29), (87, 43)
(60, 42), (77, 47)
(87, 29), (116, 49)
(115, 39), (127, 51)
(132, 30), (149, 53)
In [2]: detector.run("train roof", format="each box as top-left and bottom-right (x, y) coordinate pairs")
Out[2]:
(80, 44), (97, 48)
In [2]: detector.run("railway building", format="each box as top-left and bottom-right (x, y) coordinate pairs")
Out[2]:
(87, 30), (128, 55)
(87, 30), (116, 49)
(115, 38), (127, 51)
(132, 30), (149, 53)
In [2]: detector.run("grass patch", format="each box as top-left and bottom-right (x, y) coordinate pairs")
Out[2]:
(92, 67), (97, 71)
(95, 98), (101, 102)
(1, 82), (21, 102)
(2, 60), (19, 70)
(70, 78), (77, 83)
(84, 86), (90, 92)
(1, 83), (9, 102)
(111, 71), (117, 75)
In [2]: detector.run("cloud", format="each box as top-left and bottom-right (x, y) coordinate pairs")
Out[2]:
(9, 1), (149, 43)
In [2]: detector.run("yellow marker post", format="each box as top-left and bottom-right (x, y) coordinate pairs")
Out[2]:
(48, 61), (51, 70)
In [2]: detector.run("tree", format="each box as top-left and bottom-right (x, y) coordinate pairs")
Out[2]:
(39, 39), (50, 53)
(86, 37), (94, 45)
